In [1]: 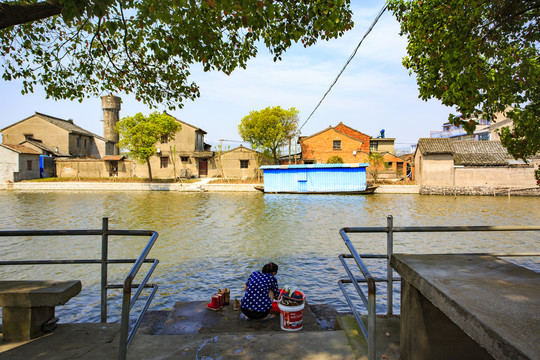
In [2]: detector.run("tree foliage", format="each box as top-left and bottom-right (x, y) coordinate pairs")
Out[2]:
(327, 155), (344, 164)
(1, 1), (353, 109)
(368, 152), (386, 183)
(115, 111), (180, 180)
(238, 106), (299, 164)
(388, 0), (540, 159)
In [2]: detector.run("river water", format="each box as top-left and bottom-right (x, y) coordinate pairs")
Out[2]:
(0, 191), (538, 323)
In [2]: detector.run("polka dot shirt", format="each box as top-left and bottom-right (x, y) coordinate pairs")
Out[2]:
(241, 271), (279, 312)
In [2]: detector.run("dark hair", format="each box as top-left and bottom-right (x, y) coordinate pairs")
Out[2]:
(262, 262), (278, 274)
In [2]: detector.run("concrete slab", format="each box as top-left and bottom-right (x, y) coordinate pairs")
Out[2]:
(1, 301), (357, 359)
(157, 301), (322, 335)
(336, 315), (400, 360)
(391, 254), (540, 360)
(0, 281), (82, 307)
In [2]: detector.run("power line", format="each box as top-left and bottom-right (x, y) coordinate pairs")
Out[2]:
(298, 4), (388, 133)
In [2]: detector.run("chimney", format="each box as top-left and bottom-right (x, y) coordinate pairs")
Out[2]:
(101, 95), (121, 155)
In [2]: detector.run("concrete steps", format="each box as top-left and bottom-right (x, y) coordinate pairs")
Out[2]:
(0, 301), (360, 359)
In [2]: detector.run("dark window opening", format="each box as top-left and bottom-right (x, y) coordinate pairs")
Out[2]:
(181, 156), (189, 162)
(24, 134), (33, 140)
(26, 160), (32, 171)
(160, 157), (169, 168)
(370, 141), (378, 152)
(161, 135), (168, 144)
(240, 160), (249, 168)
(84, 139), (87, 149)
(333, 140), (341, 150)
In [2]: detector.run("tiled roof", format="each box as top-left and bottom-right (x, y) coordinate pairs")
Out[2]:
(418, 138), (512, 166)
(33, 112), (108, 142)
(102, 155), (125, 161)
(21, 139), (71, 156)
(453, 153), (509, 166)
(1, 144), (39, 154)
(417, 138), (453, 154)
(452, 140), (508, 154)
(452, 141), (509, 166)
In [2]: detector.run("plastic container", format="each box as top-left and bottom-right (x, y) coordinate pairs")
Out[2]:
(278, 291), (306, 331)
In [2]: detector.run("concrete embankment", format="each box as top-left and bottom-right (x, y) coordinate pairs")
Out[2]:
(0, 182), (421, 194)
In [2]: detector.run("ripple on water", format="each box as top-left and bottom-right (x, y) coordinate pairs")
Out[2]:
(0, 191), (538, 323)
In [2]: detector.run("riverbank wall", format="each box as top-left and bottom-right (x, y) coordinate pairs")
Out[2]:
(3, 183), (539, 195)
(0, 182), (420, 194)
(420, 185), (540, 196)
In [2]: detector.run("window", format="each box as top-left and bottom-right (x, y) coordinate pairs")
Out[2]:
(26, 160), (32, 171)
(76, 138), (80, 148)
(24, 134), (33, 140)
(240, 160), (249, 168)
(160, 157), (169, 168)
(333, 140), (341, 150)
(181, 156), (189, 162)
(477, 133), (490, 141)
(84, 139), (87, 149)
(161, 135), (168, 144)
(370, 141), (378, 152)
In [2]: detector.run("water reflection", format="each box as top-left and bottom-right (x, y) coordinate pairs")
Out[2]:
(0, 191), (538, 322)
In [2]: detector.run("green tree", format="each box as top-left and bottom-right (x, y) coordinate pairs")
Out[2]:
(238, 106), (299, 164)
(368, 152), (386, 183)
(0, 1), (353, 109)
(388, 0), (540, 160)
(327, 155), (344, 164)
(115, 111), (180, 181)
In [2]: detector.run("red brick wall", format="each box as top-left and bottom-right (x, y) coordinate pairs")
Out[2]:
(334, 123), (371, 153)
(300, 128), (369, 164)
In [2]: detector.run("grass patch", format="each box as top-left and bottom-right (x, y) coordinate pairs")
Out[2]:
(209, 178), (262, 184)
(22, 177), (199, 183)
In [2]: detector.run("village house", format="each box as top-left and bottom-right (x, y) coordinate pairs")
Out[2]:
(212, 145), (273, 179)
(131, 113), (213, 179)
(299, 122), (371, 164)
(429, 111), (511, 141)
(1, 112), (115, 159)
(296, 122), (412, 180)
(415, 138), (538, 191)
(0, 144), (40, 182)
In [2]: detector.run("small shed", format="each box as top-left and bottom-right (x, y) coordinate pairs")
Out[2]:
(0, 144), (40, 182)
(260, 163), (368, 193)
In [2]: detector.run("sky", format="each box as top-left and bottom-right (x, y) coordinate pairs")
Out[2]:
(0, 1), (454, 153)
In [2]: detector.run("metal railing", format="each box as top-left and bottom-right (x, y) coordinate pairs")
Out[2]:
(0, 217), (159, 360)
(338, 215), (540, 360)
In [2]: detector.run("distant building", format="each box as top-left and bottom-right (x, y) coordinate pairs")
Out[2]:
(1, 112), (115, 158)
(429, 112), (511, 141)
(133, 113), (213, 179)
(0, 144), (40, 182)
(212, 145), (273, 179)
(299, 122), (371, 164)
(415, 138), (537, 188)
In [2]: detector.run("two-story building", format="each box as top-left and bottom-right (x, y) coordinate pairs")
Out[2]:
(299, 122), (371, 164)
(132, 113), (214, 179)
(297, 122), (411, 179)
(1, 112), (115, 158)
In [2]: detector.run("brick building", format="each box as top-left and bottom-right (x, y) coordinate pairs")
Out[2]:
(299, 123), (371, 164)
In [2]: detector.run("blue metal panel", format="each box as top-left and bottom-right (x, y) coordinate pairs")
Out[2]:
(261, 164), (368, 193)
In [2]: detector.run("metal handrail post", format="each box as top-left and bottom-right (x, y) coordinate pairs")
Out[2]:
(118, 276), (131, 360)
(101, 217), (109, 323)
(386, 215), (393, 316)
(368, 285), (376, 360)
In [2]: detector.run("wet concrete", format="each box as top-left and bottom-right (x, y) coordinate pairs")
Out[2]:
(142, 300), (326, 335)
